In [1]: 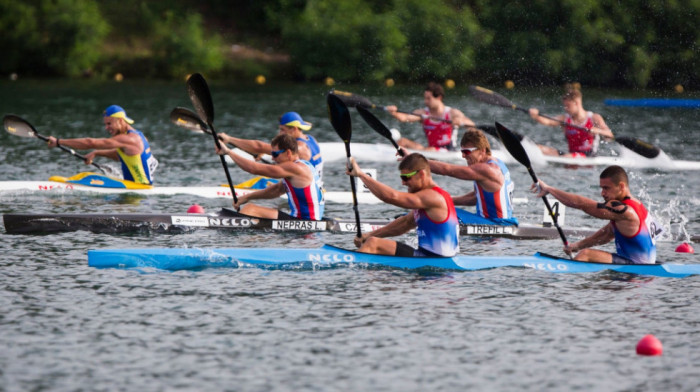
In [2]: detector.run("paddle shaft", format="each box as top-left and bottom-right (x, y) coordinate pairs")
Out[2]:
(186, 74), (239, 205)
(4, 115), (113, 175)
(169, 107), (272, 164)
(525, 167), (569, 247)
(327, 93), (362, 238)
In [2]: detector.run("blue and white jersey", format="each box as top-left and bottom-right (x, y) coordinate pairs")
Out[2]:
(282, 160), (325, 220)
(474, 158), (515, 220)
(412, 186), (460, 257)
(612, 198), (656, 264)
(297, 134), (323, 187)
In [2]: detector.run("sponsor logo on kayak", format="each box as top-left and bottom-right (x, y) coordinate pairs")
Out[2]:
(463, 225), (515, 235)
(272, 220), (327, 231)
(208, 217), (254, 228)
(523, 262), (568, 271)
(171, 216), (210, 227)
(308, 253), (356, 263)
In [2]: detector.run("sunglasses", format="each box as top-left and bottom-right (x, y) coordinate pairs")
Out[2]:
(271, 149), (287, 158)
(461, 146), (478, 155)
(399, 169), (421, 182)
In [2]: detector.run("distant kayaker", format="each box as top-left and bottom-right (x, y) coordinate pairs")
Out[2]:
(385, 82), (475, 151)
(216, 133), (324, 220)
(46, 105), (158, 185)
(425, 128), (518, 226)
(528, 88), (614, 157)
(532, 165), (658, 264)
(218, 111), (323, 187)
(346, 153), (459, 257)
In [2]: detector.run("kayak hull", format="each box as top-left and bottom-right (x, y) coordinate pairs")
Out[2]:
(86, 244), (700, 278)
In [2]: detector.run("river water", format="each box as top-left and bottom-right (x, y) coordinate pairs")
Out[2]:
(1, 79), (699, 391)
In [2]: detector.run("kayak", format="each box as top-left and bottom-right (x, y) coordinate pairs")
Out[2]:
(2, 209), (601, 240)
(87, 244), (700, 278)
(232, 141), (700, 171)
(604, 98), (700, 108)
(2, 208), (390, 235)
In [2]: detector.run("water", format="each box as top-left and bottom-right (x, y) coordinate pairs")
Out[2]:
(1, 80), (699, 391)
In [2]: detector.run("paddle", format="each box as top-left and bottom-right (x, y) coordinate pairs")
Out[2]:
(494, 121), (571, 258)
(3, 114), (121, 177)
(185, 73), (238, 206)
(327, 93), (362, 238)
(356, 106), (405, 157)
(329, 89), (503, 138)
(169, 107), (273, 164)
(469, 85), (660, 159)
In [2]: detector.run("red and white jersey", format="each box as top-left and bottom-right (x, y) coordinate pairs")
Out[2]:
(282, 160), (324, 220)
(565, 112), (599, 154)
(421, 107), (454, 149)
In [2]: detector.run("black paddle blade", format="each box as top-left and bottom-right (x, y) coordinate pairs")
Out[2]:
(469, 85), (517, 110)
(329, 90), (375, 109)
(357, 106), (405, 156)
(169, 107), (209, 133)
(615, 136), (660, 159)
(327, 93), (352, 143)
(3, 115), (39, 138)
(186, 73), (214, 124)
(495, 122), (531, 168)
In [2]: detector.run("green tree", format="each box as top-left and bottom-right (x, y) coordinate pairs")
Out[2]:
(393, 0), (489, 81)
(0, 0), (40, 74)
(151, 11), (225, 78)
(39, 0), (109, 76)
(281, 0), (407, 82)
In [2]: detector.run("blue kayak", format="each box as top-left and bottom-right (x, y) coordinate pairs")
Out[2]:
(87, 244), (700, 278)
(604, 98), (700, 108)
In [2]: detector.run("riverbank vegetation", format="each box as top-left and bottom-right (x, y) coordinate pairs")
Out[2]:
(1, 0), (697, 88)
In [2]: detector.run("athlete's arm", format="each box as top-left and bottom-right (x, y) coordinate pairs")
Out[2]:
(566, 223), (615, 254)
(590, 113), (614, 139)
(218, 133), (272, 155)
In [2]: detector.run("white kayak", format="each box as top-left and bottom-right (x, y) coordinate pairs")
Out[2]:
(230, 140), (700, 170)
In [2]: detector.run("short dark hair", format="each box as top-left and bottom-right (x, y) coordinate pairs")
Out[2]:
(425, 82), (444, 99)
(600, 165), (628, 185)
(399, 153), (430, 172)
(460, 129), (491, 155)
(271, 133), (298, 153)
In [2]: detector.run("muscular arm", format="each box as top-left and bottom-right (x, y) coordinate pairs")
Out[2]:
(363, 213), (416, 239)
(528, 109), (566, 127)
(52, 133), (143, 156)
(590, 113), (614, 139)
(239, 181), (286, 202)
(429, 160), (503, 193)
(452, 191), (476, 206)
(568, 223), (615, 253)
(449, 108), (475, 127)
(385, 106), (423, 123)
(219, 133), (272, 155)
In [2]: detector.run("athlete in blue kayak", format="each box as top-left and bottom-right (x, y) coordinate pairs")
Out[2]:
(46, 105), (158, 185)
(426, 128), (518, 226)
(216, 133), (324, 220)
(347, 153), (459, 257)
(218, 111), (323, 186)
(532, 165), (658, 264)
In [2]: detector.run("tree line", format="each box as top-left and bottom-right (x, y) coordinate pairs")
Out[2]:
(1, 0), (697, 88)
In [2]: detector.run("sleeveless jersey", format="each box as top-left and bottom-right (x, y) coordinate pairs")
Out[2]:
(296, 134), (324, 187)
(412, 186), (460, 257)
(474, 158), (515, 219)
(565, 112), (599, 154)
(421, 107), (455, 149)
(116, 130), (158, 185)
(282, 160), (325, 220)
(612, 198), (657, 264)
